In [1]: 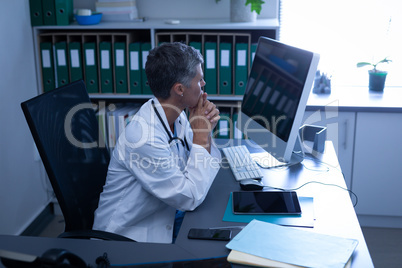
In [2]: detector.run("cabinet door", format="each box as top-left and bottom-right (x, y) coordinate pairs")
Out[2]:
(303, 110), (356, 189)
(353, 112), (402, 216)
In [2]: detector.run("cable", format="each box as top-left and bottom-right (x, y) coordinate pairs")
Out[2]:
(256, 151), (358, 207)
(264, 181), (358, 207)
(301, 155), (330, 172)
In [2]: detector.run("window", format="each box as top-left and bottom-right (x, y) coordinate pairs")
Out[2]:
(279, 0), (402, 87)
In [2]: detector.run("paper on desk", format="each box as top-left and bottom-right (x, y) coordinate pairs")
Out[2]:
(223, 193), (315, 228)
(226, 219), (358, 268)
(227, 250), (353, 268)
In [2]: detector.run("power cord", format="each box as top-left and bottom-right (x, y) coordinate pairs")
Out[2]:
(264, 181), (358, 207)
(257, 151), (358, 207)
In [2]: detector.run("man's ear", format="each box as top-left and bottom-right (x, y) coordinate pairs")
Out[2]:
(172, 82), (184, 97)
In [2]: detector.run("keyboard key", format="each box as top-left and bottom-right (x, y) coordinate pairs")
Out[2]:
(222, 145), (263, 181)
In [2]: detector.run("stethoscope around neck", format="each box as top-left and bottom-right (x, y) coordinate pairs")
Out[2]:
(152, 100), (190, 151)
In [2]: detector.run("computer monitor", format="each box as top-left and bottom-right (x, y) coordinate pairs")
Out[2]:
(238, 37), (320, 165)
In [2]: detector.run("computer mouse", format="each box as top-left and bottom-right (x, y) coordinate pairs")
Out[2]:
(239, 179), (264, 191)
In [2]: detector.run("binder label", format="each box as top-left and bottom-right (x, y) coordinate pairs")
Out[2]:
(219, 120), (229, 136)
(130, 51), (139, 70)
(116, 49), (125, 67)
(221, 50), (230, 67)
(41, 50), (51, 68)
(234, 122), (243, 139)
(85, 49), (95, 66)
(206, 49), (215, 69)
(57, 50), (66, 66)
(142, 51), (149, 69)
(70, 49), (80, 68)
(237, 50), (247, 66)
(101, 50), (110, 69)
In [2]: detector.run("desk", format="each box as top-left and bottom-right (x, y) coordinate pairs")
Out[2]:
(0, 141), (373, 267)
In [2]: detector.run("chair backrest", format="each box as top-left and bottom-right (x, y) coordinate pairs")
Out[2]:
(21, 80), (110, 232)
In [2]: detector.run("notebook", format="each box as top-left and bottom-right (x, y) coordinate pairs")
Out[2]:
(226, 219), (358, 268)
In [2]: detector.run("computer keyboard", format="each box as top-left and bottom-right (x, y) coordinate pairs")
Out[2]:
(222, 145), (263, 181)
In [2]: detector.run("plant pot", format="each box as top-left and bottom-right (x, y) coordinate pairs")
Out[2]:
(230, 0), (257, 22)
(368, 70), (387, 92)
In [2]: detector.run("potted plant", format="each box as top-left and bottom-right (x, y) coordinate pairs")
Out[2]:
(215, 0), (265, 22)
(356, 57), (391, 92)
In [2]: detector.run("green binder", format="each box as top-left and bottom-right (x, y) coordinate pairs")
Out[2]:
(250, 43), (258, 67)
(235, 43), (248, 95)
(114, 42), (128, 94)
(29, 0), (43, 26)
(55, 0), (73, 25)
(216, 112), (231, 139)
(83, 42), (99, 93)
(219, 42), (232, 95)
(140, 42), (152, 95)
(55, 42), (69, 87)
(42, 0), (56, 25)
(129, 42), (142, 95)
(99, 42), (113, 93)
(204, 42), (217, 94)
(40, 42), (55, 92)
(68, 42), (83, 82)
(232, 112), (245, 139)
(189, 41), (202, 55)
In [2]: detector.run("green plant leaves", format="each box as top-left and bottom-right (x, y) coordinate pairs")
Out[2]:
(356, 57), (391, 71)
(215, 0), (266, 15)
(246, 0), (265, 15)
(356, 62), (372, 68)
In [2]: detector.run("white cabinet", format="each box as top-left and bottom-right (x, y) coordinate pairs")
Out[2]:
(304, 87), (402, 226)
(303, 110), (356, 189)
(352, 112), (402, 217)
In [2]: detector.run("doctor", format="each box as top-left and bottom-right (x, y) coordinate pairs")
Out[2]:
(93, 42), (222, 243)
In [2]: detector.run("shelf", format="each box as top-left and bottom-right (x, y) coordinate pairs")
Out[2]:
(32, 19), (279, 101)
(33, 18), (280, 31)
(89, 94), (243, 102)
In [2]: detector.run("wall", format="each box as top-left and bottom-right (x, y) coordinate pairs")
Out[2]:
(0, 0), (51, 235)
(74, 0), (278, 20)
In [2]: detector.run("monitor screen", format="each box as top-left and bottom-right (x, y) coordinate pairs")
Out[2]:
(238, 37), (319, 163)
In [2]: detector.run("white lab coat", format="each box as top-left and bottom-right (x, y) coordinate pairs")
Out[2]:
(93, 98), (222, 243)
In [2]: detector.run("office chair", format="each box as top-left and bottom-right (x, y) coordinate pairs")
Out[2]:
(21, 80), (134, 241)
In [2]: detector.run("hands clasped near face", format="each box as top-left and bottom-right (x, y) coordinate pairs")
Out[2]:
(188, 92), (220, 151)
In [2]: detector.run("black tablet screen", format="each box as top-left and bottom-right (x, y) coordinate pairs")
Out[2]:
(232, 191), (301, 214)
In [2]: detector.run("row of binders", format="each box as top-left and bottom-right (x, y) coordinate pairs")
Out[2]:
(156, 32), (257, 96)
(39, 33), (153, 95)
(29, 0), (73, 26)
(95, 101), (244, 153)
(38, 32), (258, 96)
(214, 103), (245, 140)
(96, 102), (141, 152)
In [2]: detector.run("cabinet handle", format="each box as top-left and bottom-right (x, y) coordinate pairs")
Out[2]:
(343, 120), (348, 149)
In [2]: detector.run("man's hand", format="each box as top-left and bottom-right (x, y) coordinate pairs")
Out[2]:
(189, 93), (220, 152)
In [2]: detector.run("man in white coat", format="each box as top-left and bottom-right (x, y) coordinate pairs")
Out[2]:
(93, 42), (222, 243)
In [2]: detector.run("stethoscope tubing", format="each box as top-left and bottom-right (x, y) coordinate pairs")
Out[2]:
(152, 100), (190, 151)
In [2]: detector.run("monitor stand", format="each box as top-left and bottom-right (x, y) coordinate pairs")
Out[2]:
(250, 135), (305, 169)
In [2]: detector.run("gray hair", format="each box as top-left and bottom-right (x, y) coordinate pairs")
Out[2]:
(145, 42), (204, 99)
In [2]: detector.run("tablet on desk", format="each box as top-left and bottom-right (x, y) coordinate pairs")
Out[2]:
(232, 191), (302, 215)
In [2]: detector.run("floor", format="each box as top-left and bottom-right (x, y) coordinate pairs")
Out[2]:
(361, 227), (402, 268)
(39, 215), (402, 267)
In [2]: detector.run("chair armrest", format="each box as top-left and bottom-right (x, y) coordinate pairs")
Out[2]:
(58, 230), (135, 242)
